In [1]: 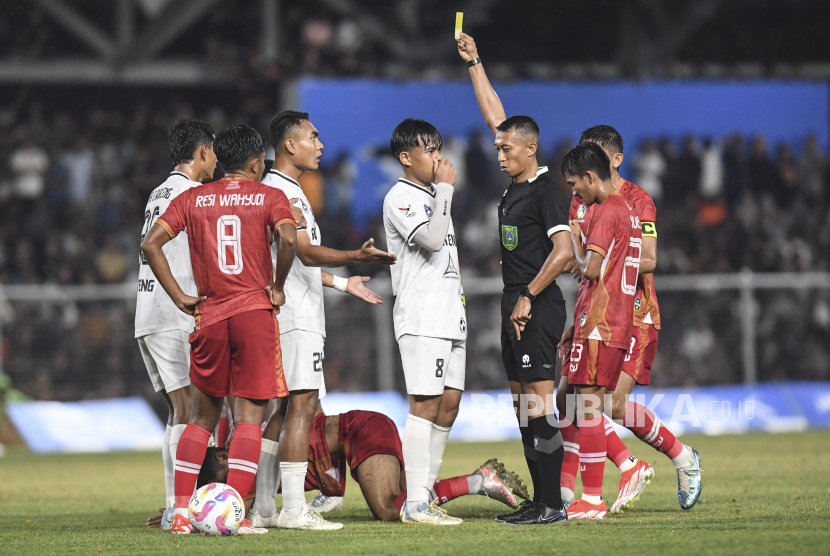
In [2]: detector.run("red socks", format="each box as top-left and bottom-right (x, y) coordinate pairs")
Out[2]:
(624, 401), (683, 459)
(394, 475), (471, 511)
(578, 420), (606, 499)
(226, 422), (262, 501)
(604, 415), (634, 468)
(174, 423), (211, 508)
(560, 419), (580, 495)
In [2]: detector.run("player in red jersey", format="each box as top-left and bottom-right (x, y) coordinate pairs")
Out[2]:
(141, 125), (298, 535)
(557, 143), (642, 520)
(181, 405), (525, 523)
(557, 127), (702, 513)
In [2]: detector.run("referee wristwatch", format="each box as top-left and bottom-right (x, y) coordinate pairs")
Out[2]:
(520, 286), (536, 302)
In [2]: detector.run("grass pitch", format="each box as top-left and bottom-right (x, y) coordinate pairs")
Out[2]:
(1, 432), (829, 555)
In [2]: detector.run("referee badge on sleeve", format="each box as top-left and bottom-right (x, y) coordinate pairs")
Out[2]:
(501, 225), (519, 251)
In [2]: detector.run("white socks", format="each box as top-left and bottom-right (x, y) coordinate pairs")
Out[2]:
(280, 461), (309, 518)
(671, 445), (695, 469)
(252, 439), (280, 518)
(402, 414), (433, 512)
(162, 425), (174, 510)
(561, 487), (575, 505)
(427, 423), (451, 490)
(618, 455), (637, 473)
(582, 493), (602, 504)
(167, 424), (186, 510)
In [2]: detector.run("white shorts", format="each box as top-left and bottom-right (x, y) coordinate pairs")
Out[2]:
(137, 330), (191, 393)
(281, 329), (327, 398)
(398, 335), (466, 396)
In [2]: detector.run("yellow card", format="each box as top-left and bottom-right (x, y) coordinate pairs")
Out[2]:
(455, 12), (463, 40)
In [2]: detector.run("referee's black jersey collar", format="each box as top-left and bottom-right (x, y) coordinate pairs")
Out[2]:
(398, 178), (435, 198)
(513, 166), (550, 185)
(268, 169), (302, 188)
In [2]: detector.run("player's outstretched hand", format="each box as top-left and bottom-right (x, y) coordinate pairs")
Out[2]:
(433, 158), (457, 186)
(557, 325), (575, 359)
(510, 296), (532, 341)
(346, 276), (384, 304)
(266, 284), (286, 308)
(457, 32), (479, 62)
(359, 238), (397, 264)
(176, 294), (206, 316)
(146, 508), (165, 528)
(288, 197), (308, 228)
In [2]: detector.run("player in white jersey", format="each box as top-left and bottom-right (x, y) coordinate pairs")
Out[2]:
(135, 118), (216, 529)
(383, 119), (467, 526)
(249, 110), (397, 530)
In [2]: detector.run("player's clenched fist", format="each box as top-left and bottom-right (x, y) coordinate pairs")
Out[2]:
(433, 158), (457, 186)
(456, 32), (479, 62)
(174, 293), (206, 316)
(265, 284), (286, 308)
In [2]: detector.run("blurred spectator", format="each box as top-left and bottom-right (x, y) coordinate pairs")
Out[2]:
(95, 238), (128, 283)
(61, 137), (95, 203)
(634, 139), (665, 201)
(10, 139), (48, 199)
(699, 138), (723, 199)
(799, 133), (825, 201)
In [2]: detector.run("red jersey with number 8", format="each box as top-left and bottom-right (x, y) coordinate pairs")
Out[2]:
(157, 178), (296, 330)
(572, 191), (642, 349)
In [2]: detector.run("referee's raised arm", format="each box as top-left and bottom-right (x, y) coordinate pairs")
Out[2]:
(457, 33), (505, 138)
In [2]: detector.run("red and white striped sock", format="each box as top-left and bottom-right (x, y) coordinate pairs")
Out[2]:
(623, 401), (684, 460)
(578, 420), (606, 504)
(226, 422), (262, 500)
(559, 419), (580, 503)
(174, 423), (211, 508)
(604, 415), (635, 472)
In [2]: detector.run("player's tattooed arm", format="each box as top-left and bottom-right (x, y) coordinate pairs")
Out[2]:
(296, 233), (397, 267)
(270, 221), (298, 307)
(569, 220), (604, 280)
(457, 33), (506, 137)
(321, 271), (384, 304)
(141, 223), (206, 315)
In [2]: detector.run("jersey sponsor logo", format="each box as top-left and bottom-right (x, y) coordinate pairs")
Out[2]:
(577, 204), (587, 219)
(501, 225), (518, 251)
(641, 221), (657, 237)
(424, 204), (433, 217)
(299, 199), (309, 212)
(634, 297), (642, 311)
(226, 181), (240, 190)
(138, 278), (155, 292)
(522, 354), (531, 368)
(443, 233), (456, 246)
(443, 256), (459, 278)
(399, 204), (415, 217)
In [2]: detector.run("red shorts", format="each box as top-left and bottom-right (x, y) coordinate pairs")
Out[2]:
(340, 411), (404, 481)
(564, 339), (625, 390)
(621, 325), (658, 386)
(188, 309), (288, 400)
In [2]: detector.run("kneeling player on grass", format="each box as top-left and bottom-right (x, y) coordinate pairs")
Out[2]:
(558, 126), (701, 513)
(142, 125), (299, 534)
(558, 143), (642, 520)
(191, 405), (526, 523)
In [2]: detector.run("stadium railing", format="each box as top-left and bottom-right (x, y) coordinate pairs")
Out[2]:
(1, 270), (828, 392)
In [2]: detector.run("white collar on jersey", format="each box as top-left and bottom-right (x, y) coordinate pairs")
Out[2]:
(169, 171), (192, 181)
(268, 169), (301, 187)
(398, 178), (435, 197)
(527, 166), (549, 183)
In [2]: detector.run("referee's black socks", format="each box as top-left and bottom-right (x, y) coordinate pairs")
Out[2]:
(519, 423), (541, 502)
(530, 415), (565, 510)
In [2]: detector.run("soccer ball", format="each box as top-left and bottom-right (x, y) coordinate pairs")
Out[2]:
(188, 483), (245, 535)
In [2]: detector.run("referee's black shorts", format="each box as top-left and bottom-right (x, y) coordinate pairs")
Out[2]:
(501, 287), (567, 382)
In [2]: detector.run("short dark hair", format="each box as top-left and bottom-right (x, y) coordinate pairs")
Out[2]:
(496, 115), (540, 141)
(168, 118), (215, 165)
(197, 448), (226, 489)
(390, 118), (442, 161)
(560, 142), (612, 181)
(270, 110), (310, 149)
(579, 125), (624, 154)
(214, 125), (266, 173)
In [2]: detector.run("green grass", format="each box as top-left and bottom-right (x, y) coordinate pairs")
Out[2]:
(1, 432), (829, 555)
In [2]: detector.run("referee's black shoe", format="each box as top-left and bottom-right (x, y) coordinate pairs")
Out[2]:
(498, 501), (568, 525)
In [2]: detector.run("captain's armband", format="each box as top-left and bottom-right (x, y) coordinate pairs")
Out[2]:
(641, 221), (657, 238)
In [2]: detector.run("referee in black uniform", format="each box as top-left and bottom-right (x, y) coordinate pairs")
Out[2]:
(459, 33), (573, 525)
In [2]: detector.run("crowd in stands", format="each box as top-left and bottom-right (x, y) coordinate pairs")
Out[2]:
(1, 96), (828, 408)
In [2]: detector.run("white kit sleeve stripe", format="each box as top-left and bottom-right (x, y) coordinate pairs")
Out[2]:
(547, 224), (570, 237)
